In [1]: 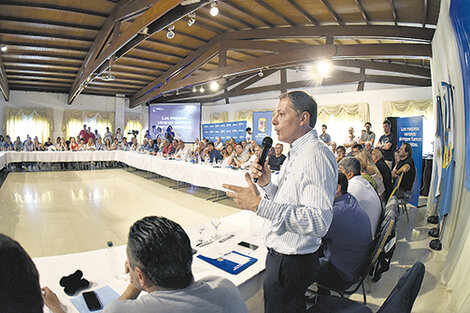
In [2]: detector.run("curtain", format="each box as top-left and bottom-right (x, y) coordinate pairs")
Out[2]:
(4, 107), (54, 143)
(210, 112), (228, 123)
(383, 99), (434, 154)
(235, 110), (253, 129)
(316, 103), (370, 146)
(62, 110), (115, 140)
(124, 113), (144, 144)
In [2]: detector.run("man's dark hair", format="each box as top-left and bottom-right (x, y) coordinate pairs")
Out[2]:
(338, 172), (349, 195)
(322, 124), (327, 129)
(127, 216), (194, 289)
(402, 143), (413, 157)
(207, 141), (214, 147)
(383, 119), (391, 126)
(0, 234), (43, 313)
(246, 127), (251, 132)
(365, 122), (372, 127)
(337, 145), (346, 152)
(340, 157), (361, 177)
(279, 91), (317, 128)
(236, 143), (243, 148)
(352, 143), (363, 151)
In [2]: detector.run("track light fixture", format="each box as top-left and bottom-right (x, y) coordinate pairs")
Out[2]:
(166, 25), (175, 40)
(258, 69), (264, 77)
(210, 1), (219, 16)
(100, 67), (115, 81)
(187, 12), (196, 27)
(193, 86), (197, 93)
(0, 45), (7, 52)
(200, 86), (205, 93)
(210, 81), (219, 91)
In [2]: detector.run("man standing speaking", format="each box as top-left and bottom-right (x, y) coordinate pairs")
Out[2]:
(223, 91), (337, 313)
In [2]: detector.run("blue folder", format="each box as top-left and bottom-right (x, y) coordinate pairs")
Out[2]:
(197, 250), (257, 275)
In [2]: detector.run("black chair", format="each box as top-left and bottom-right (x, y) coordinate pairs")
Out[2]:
(307, 262), (425, 313)
(307, 218), (395, 304)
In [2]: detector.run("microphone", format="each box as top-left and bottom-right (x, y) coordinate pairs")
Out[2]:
(254, 136), (273, 183)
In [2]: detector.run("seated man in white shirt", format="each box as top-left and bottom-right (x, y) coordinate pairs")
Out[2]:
(231, 143), (249, 168)
(175, 140), (191, 160)
(242, 144), (260, 169)
(339, 157), (381, 237)
(214, 137), (224, 151)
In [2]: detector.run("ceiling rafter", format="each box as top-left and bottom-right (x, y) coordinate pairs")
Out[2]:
(353, 0), (371, 25)
(319, 0), (345, 26)
(253, 0), (296, 27)
(285, 0), (320, 26)
(0, 16), (102, 31)
(422, 0), (428, 27)
(0, 55), (10, 101)
(389, 0), (399, 25)
(0, 1), (110, 17)
(197, 10), (242, 31)
(222, 0), (275, 28)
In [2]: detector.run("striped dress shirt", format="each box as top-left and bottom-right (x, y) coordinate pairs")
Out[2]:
(257, 129), (338, 255)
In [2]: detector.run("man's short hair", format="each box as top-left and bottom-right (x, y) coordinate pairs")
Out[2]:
(279, 91), (317, 128)
(322, 124), (327, 129)
(246, 127), (251, 132)
(340, 157), (361, 176)
(383, 119), (391, 126)
(127, 216), (193, 289)
(0, 234), (43, 313)
(337, 145), (346, 152)
(276, 143), (283, 149)
(338, 172), (348, 195)
(372, 148), (383, 158)
(207, 141), (214, 147)
(365, 122), (372, 127)
(352, 144), (363, 151)
(402, 143), (413, 157)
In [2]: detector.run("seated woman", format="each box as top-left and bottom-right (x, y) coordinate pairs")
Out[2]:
(78, 138), (87, 151)
(355, 149), (385, 197)
(129, 137), (139, 151)
(69, 137), (78, 151)
(86, 138), (96, 151)
(222, 143), (234, 164)
(110, 138), (119, 150)
(0, 233), (65, 313)
(95, 137), (105, 151)
(161, 139), (174, 157)
(104, 138), (112, 151)
(33, 136), (44, 151)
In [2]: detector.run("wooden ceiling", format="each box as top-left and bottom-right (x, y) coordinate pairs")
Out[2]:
(0, 0), (440, 106)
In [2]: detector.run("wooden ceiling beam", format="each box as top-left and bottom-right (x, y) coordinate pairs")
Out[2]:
(333, 59), (430, 77)
(69, 0), (208, 104)
(0, 30), (94, 43)
(0, 1), (109, 17)
(286, 0), (320, 26)
(197, 10), (241, 31)
(130, 42), (431, 107)
(422, 0), (428, 28)
(222, 0), (275, 28)
(217, 11), (257, 30)
(0, 15), (101, 31)
(114, 0), (155, 22)
(353, 0), (371, 25)
(389, 0), (398, 26)
(228, 69), (277, 94)
(0, 55), (10, 101)
(222, 25), (434, 42)
(253, 0), (296, 26)
(224, 40), (313, 53)
(365, 74), (430, 86)
(319, 0), (345, 25)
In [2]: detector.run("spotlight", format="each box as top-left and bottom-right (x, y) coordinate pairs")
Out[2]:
(187, 12), (196, 27)
(316, 60), (332, 76)
(176, 90), (180, 96)
(166, 25), (175, 40)
(210, 1), (219, 16)
(210, 81), (219, 91)
(200, 86), (205, 93)
(193, 86), (197, 93)
(258, 69), (264, 77)
(0, 45), (7, 52)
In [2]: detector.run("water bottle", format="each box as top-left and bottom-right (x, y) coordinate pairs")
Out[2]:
(106, 241), (121, 280)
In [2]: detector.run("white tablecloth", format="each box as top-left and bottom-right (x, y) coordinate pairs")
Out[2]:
(34, 211), (268, 313)
(0, 151), (250, 191)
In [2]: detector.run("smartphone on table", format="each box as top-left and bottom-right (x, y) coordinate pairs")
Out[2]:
(82, 291), (103, 311)
(238, 241), (258, 251)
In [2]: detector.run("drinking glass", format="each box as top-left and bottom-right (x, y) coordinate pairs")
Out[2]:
(196, 221), (206, 244)
(210, 216), (222, 240)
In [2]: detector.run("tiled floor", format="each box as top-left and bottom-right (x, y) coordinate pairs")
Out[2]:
(0, 169), (450, 312)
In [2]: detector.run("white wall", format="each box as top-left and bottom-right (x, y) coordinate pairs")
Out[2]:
(202, 86), (432, 144)
(0, 91), (147, 139)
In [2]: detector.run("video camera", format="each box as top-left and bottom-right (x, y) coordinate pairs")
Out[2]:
(128, 130), (139, 136)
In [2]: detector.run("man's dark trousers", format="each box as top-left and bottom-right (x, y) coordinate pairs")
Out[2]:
(264, 249), (319, 313)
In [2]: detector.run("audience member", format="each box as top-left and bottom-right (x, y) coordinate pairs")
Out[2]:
(87, 138), (96, 150)
(139, 138), (149, 152)
(215, 137), (224, 151)
(175, 141), (191, 160)
(268, 143), (286, 171)
(24, 137), (34, 151)
(336, 145), (346, 163)
(364, 141), (373, 153)
(44, 138), (53, 148)
(129, 137), (139, 151)
(330, 141), (337, 154)
(165, 125), (175, 143)
(78, 138), (87, 151)
(156, 137), (163, 150)
(222, 144), (234, 165)
(104, 138), (112, 151)
(339, 157), (381, 237)
(161, 139), (174, 156)
(32, 137), (43, 151)
(79, 124), (88, 142)
(193, 138), (200, 153)
(87, 127), (96, 143)
(355, 149), (385, 196)
(104, 127), (113, 144)
(242, 144), (260, 169)
(3, 135), (14, 151)
(231, 143), (249, 168)
(110, 138), (120, 150)
(120, 137), (129, 151)
(151, 125), (163, 140)
(376, 119), (396, 169)
(343, 127), (358, 154)
(145, 139), (158, 154)
(246, 127), (253, 142)
(359, 122), (375, 146)
(14, 136), (23, 151)
(95, 137), (104, 151)
(319, 124), (331, 145)
(372, 148), (393, 202)
(315, 172), (372, 291)
(203, 142), (223, 163)
(94, 129), (100, 139)
(392, 143), (417, 195)
(351, 143), (363, 156)
(115, 128), (123, 143)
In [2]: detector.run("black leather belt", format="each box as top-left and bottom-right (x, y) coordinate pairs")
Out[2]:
(267, 247), (319, 257)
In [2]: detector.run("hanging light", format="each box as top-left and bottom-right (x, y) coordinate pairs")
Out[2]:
(187, 12), (196, 27)
(316, 60), (332, 76)
(258, 69), (264, 77)
(210, 81), (219, 91)
(0, 45), (7, 52)
(166, 25), (175, 40)
(200, 86), (205, 93)
(210, 1), (219, 16)
(193, 86), (197, 93)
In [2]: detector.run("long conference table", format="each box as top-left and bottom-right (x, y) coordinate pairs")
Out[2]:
(0, 151), (267, 312)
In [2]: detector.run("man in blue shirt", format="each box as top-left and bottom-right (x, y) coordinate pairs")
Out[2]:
(204, 142), (223, 163)
(316, 172), (372, 291)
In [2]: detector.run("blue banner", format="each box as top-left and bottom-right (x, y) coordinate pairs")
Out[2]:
(449, 0), (470, 191)
(396, 116), (423, 206)
(252, 111), (273, 143)
(202, 121), (246, 142)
